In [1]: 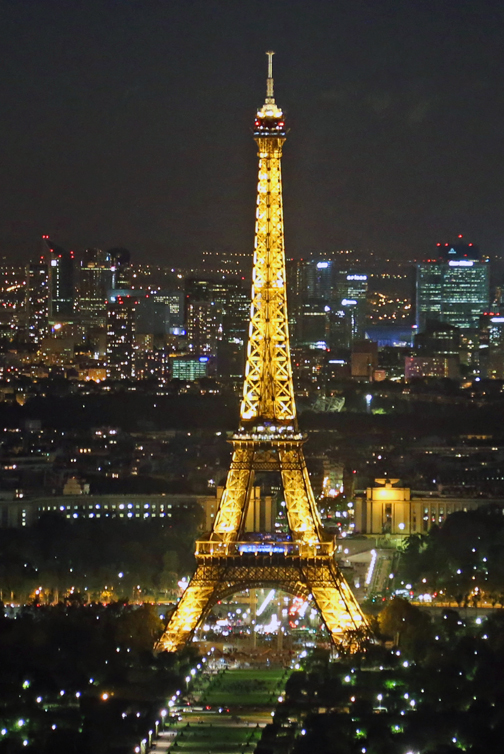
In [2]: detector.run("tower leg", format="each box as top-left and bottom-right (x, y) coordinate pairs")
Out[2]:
(280, 446), (321, 540)
(304, 562), (367, 644)
(213, 446), (254, 540)
(155, 566), (220, 652)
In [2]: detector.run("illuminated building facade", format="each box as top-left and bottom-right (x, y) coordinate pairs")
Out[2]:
(184, 277), (249, 376)
(405, 355), (459, 380)
(339, 272), (368, 342)
(78, 248), (113, 327)
(185, 278), (225, 355)
(295, 260), (368, 349)
(355, 479), (504, 536)
(26, 260), (49, 343)
(416, 242), (489, 331)
(42, 237), (75, 322)
(478, 312), (504, 378)
(152, 290), (184, 333)
(109, 248), (132, 289)
(106, 294), (140, 380)
(156, 53), (367, 653)
(0, 494), (210, 528)
(171, 355), (208, 381)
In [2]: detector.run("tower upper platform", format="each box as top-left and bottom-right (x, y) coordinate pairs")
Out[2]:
(253, 51), (286, 137)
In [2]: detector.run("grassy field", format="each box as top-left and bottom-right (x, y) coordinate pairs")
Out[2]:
(200, 668), (286, 707)
(164, 667), (288, 753)
(169, 725), (253, 751)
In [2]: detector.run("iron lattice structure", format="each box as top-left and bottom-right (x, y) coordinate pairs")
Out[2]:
(156, 53), (368, 653)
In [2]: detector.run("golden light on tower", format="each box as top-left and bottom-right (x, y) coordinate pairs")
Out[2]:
(155, 53), (368, 653)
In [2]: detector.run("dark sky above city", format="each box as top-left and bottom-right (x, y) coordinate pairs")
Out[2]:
(2, 0), (504, 265)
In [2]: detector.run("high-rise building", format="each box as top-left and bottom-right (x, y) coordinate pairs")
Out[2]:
(295, 259), (368, 349)
(105, 294), (140, 380)
(298, 299), (330, 347)
(108, 248), (132, 289)
(26, 260), (49, 343)
(302, 259), (335, 301)
(478, 312), (504, 379)
(185, 279), (222, 355)
(78, 248), (113, 327)
(42, 237), (75, 322)
(416, 242), (489, 331)
(151, 290), (185, 333)
(184, 278), (248, 362)
(321, 270), (370, 349)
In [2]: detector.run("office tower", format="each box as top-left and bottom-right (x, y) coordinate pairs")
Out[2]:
(41, 237), (75, 321)
(185, 278), (222, 355)
(108, 248), (132, 289)
(302, 259), (335, 301)
(416, 241), (490, 331)
(26, 260), (49, 343)
(78, 248), (113, 327)
(152, 290), (185, 333)
(296, 258), (368, 348)
(218, 280), (249, 378)
(338, 272), (368, 341)
(106, 294), (140, 380)
(479, 312), (504, 378)
(414, 320), (460, 356)
(135, 291), (184, 338)
(298, 299), (330, 347)
(184, 278), (248, 360)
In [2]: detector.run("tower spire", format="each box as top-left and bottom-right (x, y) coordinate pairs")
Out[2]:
(266, 50), (275, 102)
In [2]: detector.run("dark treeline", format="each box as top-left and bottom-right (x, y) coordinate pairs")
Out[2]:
(0, 509), (203, 603)
(0, 384), (504, 435)
(399, 506), (504, 606)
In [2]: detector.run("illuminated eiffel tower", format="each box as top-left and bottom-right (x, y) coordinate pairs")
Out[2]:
(156, 53), (368, 652)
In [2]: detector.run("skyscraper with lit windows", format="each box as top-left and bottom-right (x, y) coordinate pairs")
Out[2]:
(26, 260), (49, 343)
(106, 294), (140, 380)
(416, 242), (489, 331)
(42, 237), (75, 321)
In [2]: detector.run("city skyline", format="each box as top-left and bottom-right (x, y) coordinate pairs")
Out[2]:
(2, 1), (504, 265)
(2, 23), (504, 750)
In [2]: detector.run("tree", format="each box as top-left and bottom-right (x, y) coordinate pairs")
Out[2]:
(379, 597), (433, 660)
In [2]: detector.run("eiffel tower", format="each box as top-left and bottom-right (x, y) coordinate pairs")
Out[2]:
(156, 52), (368, 652)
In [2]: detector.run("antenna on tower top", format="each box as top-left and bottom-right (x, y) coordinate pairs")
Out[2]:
(266, 50), (275, 101)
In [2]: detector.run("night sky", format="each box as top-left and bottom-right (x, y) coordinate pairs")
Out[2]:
(2, 0), (504, 265)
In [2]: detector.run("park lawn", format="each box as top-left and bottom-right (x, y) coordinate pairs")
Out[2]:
(202, 668), (285, 707)
(167, 668), (286, 754)
(171, 723), (254, 751)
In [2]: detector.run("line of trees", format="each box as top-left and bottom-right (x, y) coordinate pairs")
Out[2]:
(398, 505), (504, 606)
(0, 507), (203, 603)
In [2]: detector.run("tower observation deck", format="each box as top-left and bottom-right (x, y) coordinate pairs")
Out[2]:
(156, 53), (368, 653)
